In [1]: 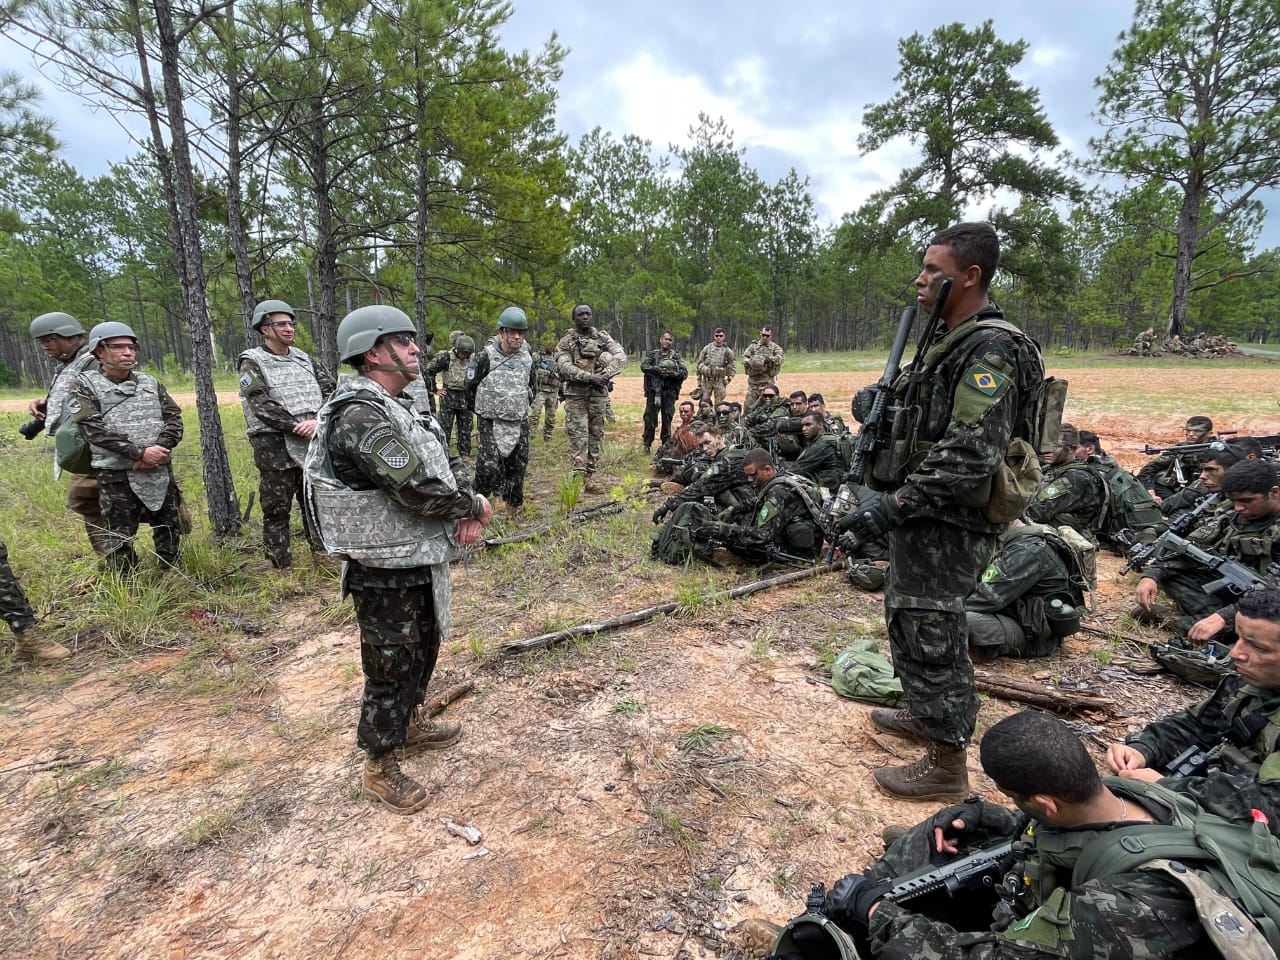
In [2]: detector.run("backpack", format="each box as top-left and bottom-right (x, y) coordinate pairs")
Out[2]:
(54, 414), (93, 475)
(650, 501), (714, 566)
(1071, 460), (1163, 537)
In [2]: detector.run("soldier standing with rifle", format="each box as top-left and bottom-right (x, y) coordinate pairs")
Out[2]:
(640, 330), (688, 454)
(839, 222), (1045, 801)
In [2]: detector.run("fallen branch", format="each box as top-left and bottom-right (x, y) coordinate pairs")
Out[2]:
(974, 669), (1116, 715)
(482, 501), (625, 548)
(500, 561), (842, 654)
(424, 680), (475, 716)
(1078, 623), (1154, 646)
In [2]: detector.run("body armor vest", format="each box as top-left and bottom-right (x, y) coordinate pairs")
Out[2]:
(79, 369), (173, 510)
(474, 342), (532, 422)
(699, 344), (733, 376)
(443, 351), (471, 390)
(45, 346), (95, 435)
(402, 376), (433, 415)
(238, 347), (323, 436)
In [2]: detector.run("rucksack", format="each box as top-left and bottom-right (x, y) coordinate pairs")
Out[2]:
(650, 501), (714, 566)
(1090, 461), (1163, 536)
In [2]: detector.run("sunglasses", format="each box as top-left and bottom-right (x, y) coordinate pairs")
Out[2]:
(383, 333), (415, 347)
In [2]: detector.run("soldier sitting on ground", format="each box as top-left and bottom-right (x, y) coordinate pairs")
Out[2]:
(1137, 414), (1214, 502)
(790, 412), (845, 495)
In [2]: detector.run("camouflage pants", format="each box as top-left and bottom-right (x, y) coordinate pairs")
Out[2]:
(474, 418), (530, 508)
(96, 471), (182, 573)
(67, 473), (109, 554)
(697, 376), (729, 404)
(642, 391), (679, 446)
(258, 463), (320, 567)
(563, 393), (609, 476)
(529, 389), (559, 439)
(966, 611), (1046, 659)
(0, 539), (36, 633)
(1158, 567), (1224, 621)
(352, 582), (442, 756)
(437, 389), (473, 455)
(885, 520), (997, 747)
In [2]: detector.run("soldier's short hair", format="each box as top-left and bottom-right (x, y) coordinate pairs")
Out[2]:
(979, 711), (1102, 804)
(789, 390), (807, 402)
(1058, 422), (1079, 448)
(713, 327), (725, 335)
(1186, 415), (1213, 433)
(1201, 443), (1242, 469)
(742, 448), (773, 471)
(699, 425), (722, 438)
(1228, 436), (1264, 459)
(807, 393), (825, 405)
(1078, 429), (1104, 455)
(1237, 588), (1280, 625)
(930, 222), (999, 291)
(1221, 459), (1279, 496)
(801, 411), (823, 426)
(679, 399), (694, 411)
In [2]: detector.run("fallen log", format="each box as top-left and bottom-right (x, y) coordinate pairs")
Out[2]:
(481, 501), (624, 548)
(500, 561), (843, 654)
(974, 669), (1116, 715)
(424, 680), (475, 716)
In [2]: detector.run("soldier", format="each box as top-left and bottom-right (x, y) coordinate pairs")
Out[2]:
(694, 327), (735, 404)
(691, 449), (823, 564)
(740, 324), (784, 413)
(555, 304), (625, 491)
(71, 322), (184, 574)
(529, 333), (562, 442)
(807, 392), (848, 435)
(712, 400), (753, 449)
(840, 222), (1045, 800)
(1137, 415), (1214, 501)
(303, 305), (492, 815)
(790, 412), (845, 495)
(640, 330), (688, 453)
(1, 539), (70, 661)
(651, 428), (754, 526)
(467, 308), (536, 518)
(653, 399), (700, 471)
(741, 385), (795, 457)
(424, 330), (475, 455)
(26, 311), (107, 554)
(238, 299), (336, 568)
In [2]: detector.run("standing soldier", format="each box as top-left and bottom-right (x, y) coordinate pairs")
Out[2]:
(71, 322), (185, 574)
(556, 303), (625, 492)
(640, 330), (689, 453)
(238, 299), (336, 569)
(530, 333), (562, 442)
(26, 311), (108, 555)
(467, 307), (536, 518)
(2, 539), (70, 661)
(740, 324), (784, 413)
(303, 305), (492, 815)
(694, 327), (735, 404)
(425, 330), (475, 456)
(840, 222), (1045, 801)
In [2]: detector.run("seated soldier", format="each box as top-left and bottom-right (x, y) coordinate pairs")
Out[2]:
(1137, 414), (1214, 501)
(1156, 441), (1240, 522)
(690, 449), (823, 565)
(772, 710), (1244, 959)
(650, 428), (755, 564)
(807, 392), (848, 435)
(1135, 458), (1280, 641)
(1108, 586), (1280, 835)
(652, 400), (700, 474)
(790, 412), (845, 496)
(713, 400), (753, 449)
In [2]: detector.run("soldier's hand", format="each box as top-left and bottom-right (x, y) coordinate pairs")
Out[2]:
(1134, 577), (1159, 611)
(652, 500), (673, 524)
(589, 374), (609, 389)
(455, 517), (485, 546)
(473, 494), (493, 527)
(694, 521), (732, 542)
(1105, 743), (1149, 774)
(292, 418), (318, 439)
(1188, 612), (1227, 641)
(137, 445), (170, 468)
(28, 398), (47, 420)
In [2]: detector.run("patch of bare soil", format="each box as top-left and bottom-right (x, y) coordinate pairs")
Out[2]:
(1, 362), (1276, 960)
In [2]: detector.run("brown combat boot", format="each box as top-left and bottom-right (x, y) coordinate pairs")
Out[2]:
(869, 707), (927, 741)
(362, 753), (429, 815)
(880, 824), (910, 847)
(873, 742), (970, 802)
(400, 709), (462, 755)
(15, 628), (71, 662)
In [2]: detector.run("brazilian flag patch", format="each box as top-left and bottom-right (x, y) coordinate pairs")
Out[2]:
(981, 562), (1000, 583)
(967, 363), (1006, 396)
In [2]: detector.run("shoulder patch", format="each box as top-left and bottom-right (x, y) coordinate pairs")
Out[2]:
(1038, 479), (1069, 502)
(981, 562), (1001, 583)
(67, 397), (82, 415)
(374, 437), (412, 470)
(966, 362), (1007, 396)
(758, 501), (776, 523)
(239, 373), (253, 389)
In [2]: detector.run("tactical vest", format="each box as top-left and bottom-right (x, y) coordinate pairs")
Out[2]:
(534, 352), (560, 392)
(401, 376), (433, 415)
(44, 346), (95, 435)
(443, 351), (470, 390)
(1217, 515), (1280, 572)
(304, 376), (459, 568)
(79, 369), (168, 472)
(237, 347), (323, 436)
(474, 341), (532, 421)
(699, 344), (733, 377)
(1208, 683), (1280, 778)
(743, 341), (782, 379)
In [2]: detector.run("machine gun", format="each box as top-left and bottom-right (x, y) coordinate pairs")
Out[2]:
(1138, 532), (1280, 601)
(1121, 493), (1221, 574)
(1138, 432), (1261, 457)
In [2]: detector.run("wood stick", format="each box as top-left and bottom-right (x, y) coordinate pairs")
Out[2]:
(482, 501), (624, 548)
(424, 680), (475, 716)
(974, 669), (1115, 715)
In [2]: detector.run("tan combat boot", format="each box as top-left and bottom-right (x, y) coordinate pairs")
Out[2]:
(362, 753), (429, 815)
(400, 708), (462, 755)
(869, 707), (927, 741)
(873, 742), (970, 802)
(15, 628), (71, 662)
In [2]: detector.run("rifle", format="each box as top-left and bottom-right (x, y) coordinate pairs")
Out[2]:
(882, 837), (1017, 908)
(1160, 708), (1271, 777)
(1140, 532), (1280, 601)
(1121, 493), (1221, 574)
(1139, 432), (1280, 458)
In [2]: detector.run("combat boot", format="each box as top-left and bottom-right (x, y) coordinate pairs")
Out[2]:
(362, 753), (429, 815)
(400, 708), (462, 755)
(14, 628), (71, 662)
(583, 475), (601, 494)
(869, 707), (927, 741)
(873, 742), (970, 802)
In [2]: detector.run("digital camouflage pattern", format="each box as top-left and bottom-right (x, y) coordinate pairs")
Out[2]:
(1025, 461), (1108, 541)
(468, 340), (535, 507)
(530, 346), (561, 440)
(95, 471), (182, 571)
(423, 349), (473, 454)
(475, 418), (530, 508)
(0, 539), (37, 633)
(965, 527), (1078, 658)
(556, 324), (625, 477)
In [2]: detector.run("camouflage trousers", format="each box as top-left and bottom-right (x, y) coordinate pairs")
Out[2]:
(0, 539), (36, 633)
(966, 611), (1056, 659)
(642, 391), (679, 447)
(437, 389), (473, 455)
(529, 389), (559, 439)
(352, 582), (443, 756)
(885, 519), (997, 747)
(475, 417), (530, 508)
(1157, 567), (1226, 621)
(258, 463), (321, 567)
(563, 393), (609, 476)
(697, 376), (729, 405)
(96, 470), (182, 573)
(67, 473), (109, 554)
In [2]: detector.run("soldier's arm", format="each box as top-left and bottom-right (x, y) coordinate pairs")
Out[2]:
(465, 351), (490, 404)
(238, 356), (300, 432)
(1136, 450), (1174, 489)
(155, 382), (184, 449)
(1024, 471), (1090, 526)
(71, 377), (145, 461)
(640, 350), (659, 375)
(1126, 678), (1237, 770)
(673, 355), (689, 379)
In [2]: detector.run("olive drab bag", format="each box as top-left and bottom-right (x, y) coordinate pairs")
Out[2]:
(54, 414), (94, 475)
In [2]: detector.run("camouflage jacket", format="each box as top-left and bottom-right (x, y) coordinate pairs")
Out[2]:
(1137, 442), (1202, 493)
(555, 326), (625, 396)
(966, 528), (1078, 649)
(666, 447), (753, 514)
(1025, 461), (1107, 539)
(722, 474), (822, 558)
(791, 434), (845, 493)
(741, 339), (783, 379)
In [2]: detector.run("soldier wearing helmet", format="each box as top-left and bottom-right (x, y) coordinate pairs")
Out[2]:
(555, 304), (626, 491)
(302, 304), (492, 815)
(740, 325), (785, 414)
(422, 329), (476, 456)
(70, 322), (185, 573)
(237, 299), (336, 569)
(26, 311), (109, 555)
(529, 332), (562, 442)
(465, 307), (537, 518)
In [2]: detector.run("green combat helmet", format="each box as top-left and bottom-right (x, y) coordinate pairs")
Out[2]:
(336, 304), (416, 361)
(87, 321), (138, 353)
(30, 311), (86, 339)
(454, 334), (476, 356)
(252, 299), (295, 330)
(497, 306), (528, 330)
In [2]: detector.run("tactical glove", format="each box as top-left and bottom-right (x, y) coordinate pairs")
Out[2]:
(823, 872), (890, 954)
(652, 500), (674, 524)
(693, 521), (733, 542)
(843, 493), (901, 542)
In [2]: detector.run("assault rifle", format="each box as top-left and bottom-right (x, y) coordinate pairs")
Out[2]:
(1140, 432), (1267, 457)
(1139, 532), (1280, 601)
(882, 837), (1017, 909)
(1121, 493), (1221, 574)
(1160, 708), (1270, 777)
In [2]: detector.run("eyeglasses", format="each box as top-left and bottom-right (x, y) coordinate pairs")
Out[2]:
(761, 393), (777, 400)
(383, 333), (415, 347)
(760, 333), (772, 338)
(266, 320), (296, 329)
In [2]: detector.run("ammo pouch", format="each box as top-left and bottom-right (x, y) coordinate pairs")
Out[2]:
(984, 437), (1043, 523)
(869, 403), (923, 489)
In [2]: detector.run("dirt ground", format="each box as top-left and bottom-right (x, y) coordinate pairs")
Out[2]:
(2, 360), (1277, 959)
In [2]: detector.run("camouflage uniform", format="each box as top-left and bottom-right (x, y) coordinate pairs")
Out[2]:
(703, 474), (823, 563)
(530, 347), (561, 441)
(640, 345), (689, 448)
(40, 343), (107, 553)
(555, 325), (625, 479)
(874, 307), (1044, 748)
(1025, 455), (1162, 551)
(694, 339), (735, 404)
(467, 339), (535, 509)
(424, 346), (474, 455)
(304, 375), (482, 758)
(740, 338), (784, 413)
(965, 525), (1081, 659)
(791, 432), (846, 494)
(743, 396), (802, 458)
(1137, 441), (1204, 501)
(0, 539), (37, 633)
(863, 783), (1217, 958)
(238, 345), (335, 567)
(71, 367), (184, 572)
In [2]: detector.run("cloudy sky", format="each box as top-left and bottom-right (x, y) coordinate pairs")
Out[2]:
(8, 0), (1277, 248)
